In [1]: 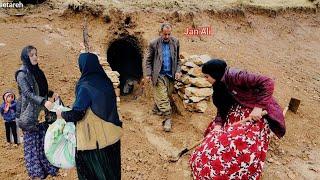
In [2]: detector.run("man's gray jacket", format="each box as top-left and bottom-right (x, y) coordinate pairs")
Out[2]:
(145, 36), (181, 85)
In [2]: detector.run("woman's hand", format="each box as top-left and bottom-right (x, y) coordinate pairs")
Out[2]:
(44, 101), (53, 110)
(213, 124), (222, 131)
(249, 107), (263, 121)
(4, 103), (10, 113)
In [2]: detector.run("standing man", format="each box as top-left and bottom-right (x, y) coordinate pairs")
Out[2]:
(145, 23), (182, 132)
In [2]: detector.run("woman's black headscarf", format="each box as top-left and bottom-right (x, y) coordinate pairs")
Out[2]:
(20, 46), (48, 97)
(202, 59), (235, 120)
(76, 53), (121, 126)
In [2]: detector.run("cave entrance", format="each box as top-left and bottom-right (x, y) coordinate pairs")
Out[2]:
(107, 36), (143, 95)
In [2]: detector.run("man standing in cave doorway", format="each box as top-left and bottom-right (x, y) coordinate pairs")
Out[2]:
(145, 23), (182, 132)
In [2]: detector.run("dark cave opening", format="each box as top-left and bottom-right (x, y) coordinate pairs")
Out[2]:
(107, 36), (143, 95)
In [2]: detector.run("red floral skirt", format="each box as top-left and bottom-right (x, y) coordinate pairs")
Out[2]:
(189, 104), (271, 180)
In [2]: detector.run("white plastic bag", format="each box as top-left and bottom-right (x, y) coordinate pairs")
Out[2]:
(44, 101), (76, 169)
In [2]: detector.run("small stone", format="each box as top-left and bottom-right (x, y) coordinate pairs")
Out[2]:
(115, 88), (120, 97)
(190, 77), (212, 87)
(106, 71), (120, 83)
(194, 100), (208, 113)
(181, 65), (190, 73)
(189, 54), (211, 66)
(198, 54), (211, 64)
(188, 55), (199, 60)
(184, 61), (197, 68)
(100, 61), (109, 66)
(188, 67), (203, 77)
(179, 52), (188, 59)
(191, 56), (202, 65)
(103, 66), (113, 71)
(113, 83), (120, 88)
(180, 75), (191, 84)
(189, 96), (207, 103)
(185, 87), (213, 97)
(111, 76), (120, 84)
(175, 81), (183, 86)
(180, 58), (187, 64)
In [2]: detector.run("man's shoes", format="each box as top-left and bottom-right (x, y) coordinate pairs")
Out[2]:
(163, 118), (172, 132)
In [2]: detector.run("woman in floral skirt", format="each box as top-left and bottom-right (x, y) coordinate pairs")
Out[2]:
(15, 45), (58, 179)
(189, 59), (286, 179)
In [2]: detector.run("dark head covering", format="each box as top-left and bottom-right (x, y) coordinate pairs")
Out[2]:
(202, 59), (235, 120)
(20, 45), (48, 97)
(202, 59), (227, 81)
(76, 53), (121, 126)
(3, 91), (15, 101)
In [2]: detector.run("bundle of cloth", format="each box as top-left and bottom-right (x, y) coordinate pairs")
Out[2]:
(44, 100), (76, 169)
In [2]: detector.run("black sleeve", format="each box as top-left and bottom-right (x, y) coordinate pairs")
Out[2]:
(48, 90), (54, 98)
(62, 110), (86, 122)
(41, 99), (46, 106)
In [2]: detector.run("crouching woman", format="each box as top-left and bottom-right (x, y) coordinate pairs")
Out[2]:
(189, 59), (285, 179)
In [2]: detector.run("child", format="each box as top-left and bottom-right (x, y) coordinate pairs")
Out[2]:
(0, 91), (18, 144)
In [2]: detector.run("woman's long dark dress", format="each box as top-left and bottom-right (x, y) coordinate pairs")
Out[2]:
(62, 53), (122, 180)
